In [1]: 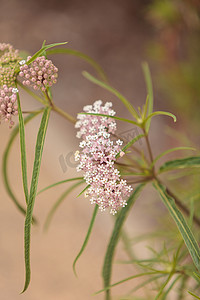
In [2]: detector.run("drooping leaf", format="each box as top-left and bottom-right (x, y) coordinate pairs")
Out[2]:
(73, 204), (98, 276)
(16, 90), (29, 204)
(44, 180), (85, 231)
(2, 113), (40, 222)
(102, 184), (145, 300)
(143, 111), (176, 125)
(153, 181), (200, 273)
(37, 177), (84, 195)
(159, 156), (200, 174)
(142, 62), (153, 132)
(82, 71), (139, 120)
(22, 107), (50, 293)
(46, 48), (107, 82)
(151, 147), (196, 168)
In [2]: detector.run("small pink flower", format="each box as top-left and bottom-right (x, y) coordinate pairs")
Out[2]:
(75, 100), (133, 215)
(0, 85), (18, 128)
(19, 56), (58, 91)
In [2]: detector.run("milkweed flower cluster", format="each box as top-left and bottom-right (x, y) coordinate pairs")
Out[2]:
(19, 56), (58, 91)
(75, 100), (133, 215)
(0, 85), (18, 128)
(0, 43), (21, 87)
(0, 43), (20, 64)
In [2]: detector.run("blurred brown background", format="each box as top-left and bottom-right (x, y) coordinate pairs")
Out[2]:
(0, 0), (199, 299)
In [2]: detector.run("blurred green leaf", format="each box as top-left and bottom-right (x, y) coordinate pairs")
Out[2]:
(161, 275), (181, 300)
(159, 156), (200, 174)
(46, 48), (107, 82)
(96, 271), (159, 295)
(82, 71), (139, 120)
(73, 204), (98, 276)
(153, 181), (200, 273)
(188, 291), (200, 299)
(142, 62), (153, 132)
(102, 184), (145, 300)
(22, 107), (50, 293)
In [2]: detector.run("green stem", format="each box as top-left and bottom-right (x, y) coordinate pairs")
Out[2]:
(52, 104), (76, 124)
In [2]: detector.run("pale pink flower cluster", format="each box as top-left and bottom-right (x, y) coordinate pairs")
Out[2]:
(75, 100), (132, 215)
(19, 56), (58, 91)
(0, 85), (18, 128)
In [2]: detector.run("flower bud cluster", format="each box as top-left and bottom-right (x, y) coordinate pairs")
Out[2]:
(0, 85), (18, 128)
(0, 43), (21, 87)
(19, 56), (58, 91)
(75, 100), (132, 214)
(0, 43), (20, 64)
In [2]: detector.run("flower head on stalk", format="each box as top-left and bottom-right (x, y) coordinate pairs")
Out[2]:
(0, 43), (20, 64)
(0, 85), (18, 128)
(75, 100), (132, 215)
(0, 43), (22, 87)
(19, 56), (58, 91)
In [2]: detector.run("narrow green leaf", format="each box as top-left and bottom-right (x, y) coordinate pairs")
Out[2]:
(188, 291), (200, 299)
(37, 177), (83, 195)
(96, 271), (158, 295)
(44, 180), (84, 231)
(2, 113), (40, 222)
(73, 204), (98, 276)
(154, 271), (174, 300)
(26, 42), (68, 66)
(82, 71), (139, 119)
(15, 42), (67, 73)
(116, 134), (145, 158)
(151, 147), (196, 168)
(16, 90), (29, 204)
(22, 107), (50, 293)
(153, 181), (200, 273)
(46, 48), (107, 82)
(129, 274), (166, 294)
(161, 275), (181, 300)
(102, 184), (145, 300)
(77, 184), (90, 197)
(159, 156), (200, 174)
(80, 112), (139, 126)
(144, 111), (176, 125)
(142, 62), (153, 132)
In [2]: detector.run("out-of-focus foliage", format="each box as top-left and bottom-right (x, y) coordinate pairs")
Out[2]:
(146, 0), (200, 136)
